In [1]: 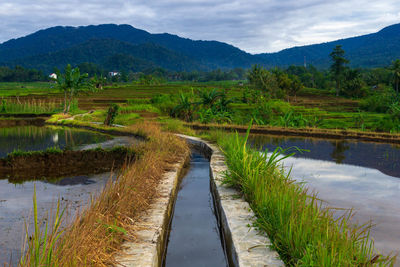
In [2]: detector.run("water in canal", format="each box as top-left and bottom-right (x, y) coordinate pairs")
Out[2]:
(163, 151), (227, 267)
(248, 134), (400, 260)
(0, 125), (134, 265)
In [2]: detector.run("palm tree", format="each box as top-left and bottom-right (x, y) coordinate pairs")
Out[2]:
(390, 59), (400, 94)
(53, 64), (91, 113)
(197, 88), (224, 108)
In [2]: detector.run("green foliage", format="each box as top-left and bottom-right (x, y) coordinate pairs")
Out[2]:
(248, 65), (304, 99)
(151, 94), (176, 114)
(330, 45), (349, 96)
(342, 69), (368, 98)
(21, 185), (65, 266)
(390, 59), (400, 93)
(54, 64), (94, 113)
(359, 88), (397, 113)
(0, 66), (47, 82)
(171, 92), (195, 122)
(217, 128), (394, 266)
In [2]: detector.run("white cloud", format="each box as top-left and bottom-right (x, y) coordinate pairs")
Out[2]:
(0, 0), (399, 53)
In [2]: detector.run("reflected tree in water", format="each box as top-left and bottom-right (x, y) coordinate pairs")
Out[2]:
(330, 141), (350, 163)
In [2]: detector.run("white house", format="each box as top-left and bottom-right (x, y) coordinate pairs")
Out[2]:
(49, 73), (57, 80)
(109, 71), (120, 77)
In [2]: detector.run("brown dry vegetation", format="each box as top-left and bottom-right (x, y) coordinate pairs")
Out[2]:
(22, 122), (189, 266)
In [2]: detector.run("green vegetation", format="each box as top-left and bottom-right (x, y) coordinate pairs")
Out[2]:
(0, 98), (61, 114)
(213, 127), (394, 266)
(21, 185), (65, 266)
(53, 64), (95, 113)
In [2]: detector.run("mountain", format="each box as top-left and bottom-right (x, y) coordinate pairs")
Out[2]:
(0, 23), (399, 73)
(0, 24), (260, 72)
(256, 23), (400, 68)
(7, 38), (205, 73)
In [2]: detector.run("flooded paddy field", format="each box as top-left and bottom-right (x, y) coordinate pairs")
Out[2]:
(248, 134), (400, 259)
(0, 125), (138, 265)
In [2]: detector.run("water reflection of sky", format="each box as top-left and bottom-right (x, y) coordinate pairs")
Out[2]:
(248, 134), (400, 178)
(248, 132), (400, 261)
(280, 156), (400, 258)
(0, 172), (112, 265)
(0, 126), (111, 158)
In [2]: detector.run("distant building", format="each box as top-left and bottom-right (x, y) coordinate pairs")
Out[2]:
(49, 73), (57, 80)
(109, 71), (120, 77)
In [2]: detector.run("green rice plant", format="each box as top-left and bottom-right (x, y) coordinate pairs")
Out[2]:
(0, 98), (62, 114)
(119, 103), (160, 114)
(217, 124), (395, 266)
(20, 185), (65, 266)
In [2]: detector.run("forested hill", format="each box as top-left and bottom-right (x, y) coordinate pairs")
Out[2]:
(257, 23), (400, 68)
(0, 23), (399, 73)
(0, 24), (261, 73)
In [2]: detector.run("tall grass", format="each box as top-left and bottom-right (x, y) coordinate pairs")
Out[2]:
(0, 98), (62, 114)
(217, 126), (395, 266)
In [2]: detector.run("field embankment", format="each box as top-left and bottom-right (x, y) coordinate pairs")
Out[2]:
(21, 121), (189, 266)
(0, 147), (134, 182)
(188, 122), (400, 145)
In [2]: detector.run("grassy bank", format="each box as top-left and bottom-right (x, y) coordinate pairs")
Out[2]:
(21, 122), (189, 266)
(210, 128), (395, 266)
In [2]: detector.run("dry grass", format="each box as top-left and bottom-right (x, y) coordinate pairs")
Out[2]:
(22, 122), (189, 266)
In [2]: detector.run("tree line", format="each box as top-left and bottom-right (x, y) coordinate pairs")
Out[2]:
(0, 66), (47, 82)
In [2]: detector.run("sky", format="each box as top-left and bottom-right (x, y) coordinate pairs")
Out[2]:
(0, 0), (399, 54)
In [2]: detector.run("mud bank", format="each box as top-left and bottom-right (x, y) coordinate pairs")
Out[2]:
(0, 117), (46, 127)
(0, 148), (135, 182)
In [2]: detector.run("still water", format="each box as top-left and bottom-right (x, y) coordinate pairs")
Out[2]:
(0, 125), (128, 265)
(163, 152), (227, 267)
(0, 125), (111, 158)
(249, 134), (400, 259)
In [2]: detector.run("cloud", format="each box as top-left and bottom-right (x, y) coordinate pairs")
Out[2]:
(0, 0), (399, 53)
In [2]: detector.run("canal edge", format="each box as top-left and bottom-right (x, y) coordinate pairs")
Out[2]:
(116, 149), (190, 267)
(177, 134), (284, 267)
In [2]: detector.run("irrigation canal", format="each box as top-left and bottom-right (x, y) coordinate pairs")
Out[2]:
(163, 151), (227, 267)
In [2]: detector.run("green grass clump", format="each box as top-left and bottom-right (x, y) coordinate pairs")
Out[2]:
(21, 185), (65, 266)
(217, 126), (394, 266)
(7, 146), (63, 159)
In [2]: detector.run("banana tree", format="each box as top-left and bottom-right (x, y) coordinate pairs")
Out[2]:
(53, 64), (92, 113)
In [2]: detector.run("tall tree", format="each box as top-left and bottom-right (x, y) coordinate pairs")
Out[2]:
(330, 45), (349, 96)
(390, 59), (400, 94)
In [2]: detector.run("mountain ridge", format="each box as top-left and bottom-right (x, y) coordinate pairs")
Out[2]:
(0, 23), (399, 72)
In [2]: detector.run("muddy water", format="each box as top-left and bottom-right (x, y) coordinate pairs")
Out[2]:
(248, 134), (400, 260)
(0, 125), (136, 265)
(163, 152), (227, 267)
